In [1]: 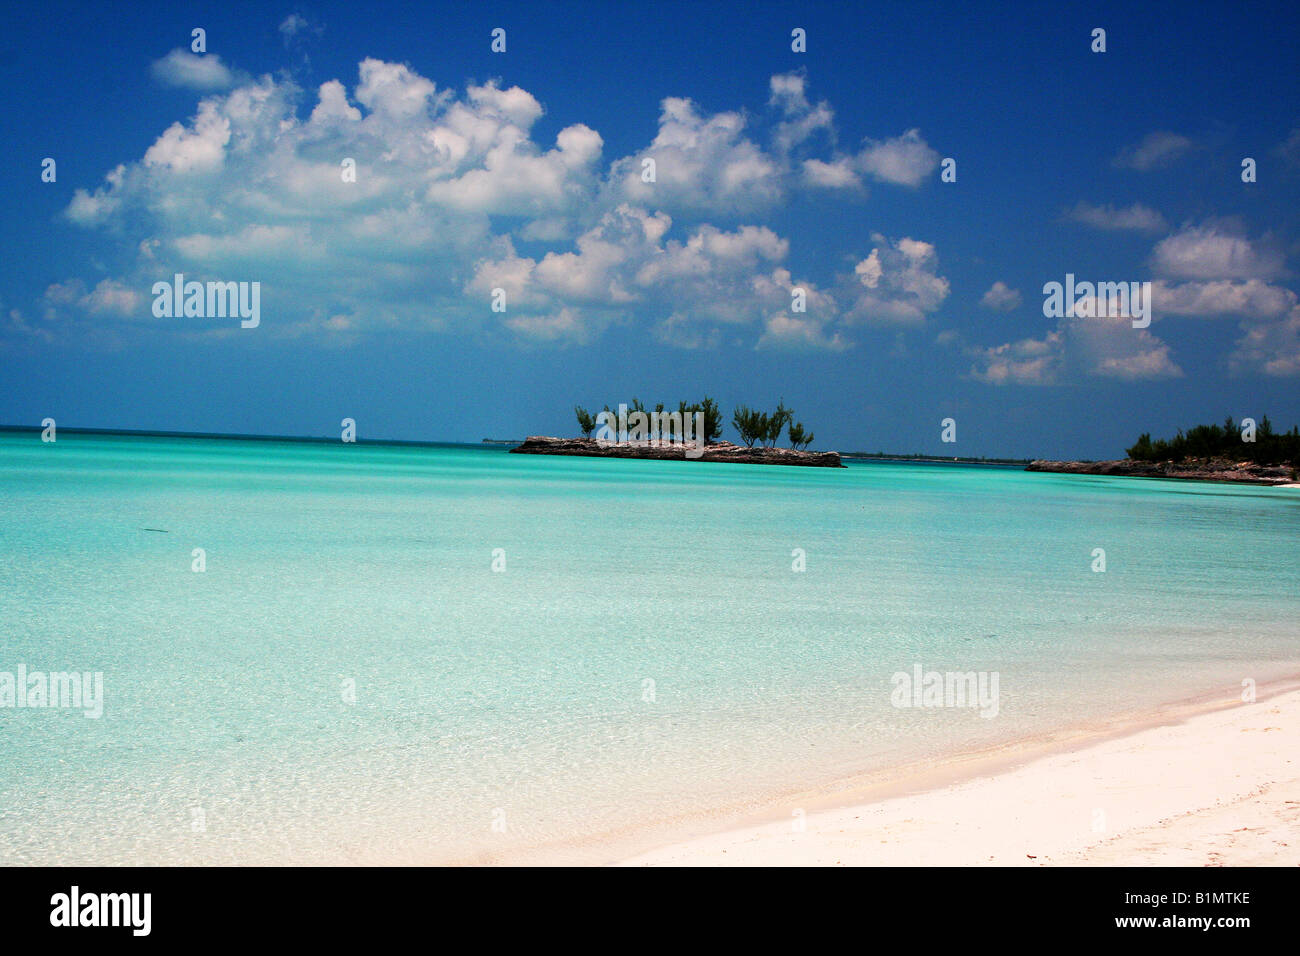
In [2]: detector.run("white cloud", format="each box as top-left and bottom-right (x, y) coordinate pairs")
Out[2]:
(425, 102), (603, 217)
(768, 72), (835, 154)
(150, 49), (236, 91)
(801, 157), (861, 189)
(355, 58), (438, 118)
(1065, 201), (1167, 233)
(768, 73), (810, 113)
(81, 279), (142, 315)
(38, 279), (147, 340)
(41, 59), (942, 352)
(1113, 131), (1194, 170)
(969, 313), (1181, 384)
(855, 129), (939, 186)
(1229, 307), (1300, 376)
(1146, 226), (1298, 360)
(66, 164), (126, 226)
(968, 332), (1062, 385)
(309, 80), (361, 123)
(607, 97), (784, 213)
(143, 99), (232, 172)
(980, 281), (1022, 311)
(279, 14), (309, 39)
(1151, 224), (1284, 280)
(801, 129), (939, 191)
(757, 312), (849, 351)
(1153, 278), (1296, 319)
(503, 307), (592, 345)
(468, 205), (810, 346)
(845, 235), (950, 325)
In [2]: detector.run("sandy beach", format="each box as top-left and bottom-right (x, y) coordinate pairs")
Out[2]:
(617, 680), (1300, 866)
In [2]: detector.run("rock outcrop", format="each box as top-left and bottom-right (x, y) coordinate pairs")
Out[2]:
(1026, 457), (1296, 485)
(510, 436), (844, 467)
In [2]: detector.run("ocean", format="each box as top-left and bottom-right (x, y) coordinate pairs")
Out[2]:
(1, 431), (1297, 864)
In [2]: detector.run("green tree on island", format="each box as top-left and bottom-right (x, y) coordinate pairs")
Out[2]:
(788, 421), (814, 450)
(731, 405), (766, 447)
(1126, 415), (1299, 466)
(731, 400), (802, 448)
(765, 399), (792, 447)
(577, 395), (814, 450)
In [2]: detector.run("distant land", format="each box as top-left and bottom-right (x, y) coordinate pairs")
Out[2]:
(1028, 416), (1299, 486)
(510, 436), (844, 467)
(8, 423), (1293, 484)
(527, 396), (841, 467)
(1027, 458), (1296, 485)
(843, 452), (1031, 466)
(0, 424), (484, 450)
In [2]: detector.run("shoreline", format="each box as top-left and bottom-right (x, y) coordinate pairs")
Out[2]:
(461, 672), (1300, 866)
(610, 675), (1300, 866)
(509, 435), (845, 467)
(1027, 457), (1297, 485)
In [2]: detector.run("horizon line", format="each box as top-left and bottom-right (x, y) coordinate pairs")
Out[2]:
(0, 423), (1041, 462)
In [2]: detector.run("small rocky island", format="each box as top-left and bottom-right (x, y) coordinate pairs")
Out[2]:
(511, 436), (843, 467)
(1026, 458), (1294, 485)
(512, 397), (844, 467)
(1028, 416), (1299, 486)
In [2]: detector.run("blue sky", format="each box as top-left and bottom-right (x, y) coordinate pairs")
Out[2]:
(2, 0), (1298, 458)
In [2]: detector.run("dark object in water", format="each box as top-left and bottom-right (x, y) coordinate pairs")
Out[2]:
(1026, 458), (1294, 485)
(141, 528), (170, 533)
(510, 435), (845, 467)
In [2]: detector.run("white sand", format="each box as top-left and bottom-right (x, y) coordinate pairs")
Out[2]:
(617, 685), (1300, 866)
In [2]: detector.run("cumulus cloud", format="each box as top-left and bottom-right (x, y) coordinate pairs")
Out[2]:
(969, 313), (1181, 384)
(844, 235), (950, 325)
(968, 331), (1062, 385)
(1113, 131), (1194, 170)
(1153, 278), (1296, 319)
(801, 157), (860, 189)
(1142, 223), (1298, 371)
(309, 79), (361, 123)
(143, 99), (232, 172)
(855, 129), (940, 186)
(38, 59), (942, 351)
(65, 164), (126, 226)
(1151, 223), (1285, 280)
(768, 72), (835, 154)
(424, 85), (603, 217)
(768, 73), (810, 113)
(503, 307), (593, 344)
(803, 128), (940, 191)
(1065, 201), (1167, 233)
(1072, 317), (1182, 380)
(606, 97), (784, 213)
(980, 281), (1021, 311)
(150, 49), (237, 91)
(42, 278), (142, 317)
(468, 204), (824, 345)
(355, 58), (439, 118)
(80, 279), (143, 315)
(757, 312), (849, 351)
(1229, 306), (1300, 376)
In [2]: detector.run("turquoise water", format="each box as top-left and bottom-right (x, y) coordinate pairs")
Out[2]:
(1, 432), (1297, 864)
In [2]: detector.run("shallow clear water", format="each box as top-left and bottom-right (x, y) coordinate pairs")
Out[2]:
(1, 432), (1297, 863)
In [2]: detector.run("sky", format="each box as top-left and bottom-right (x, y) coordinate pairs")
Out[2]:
(2, 0), (1298, 458)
